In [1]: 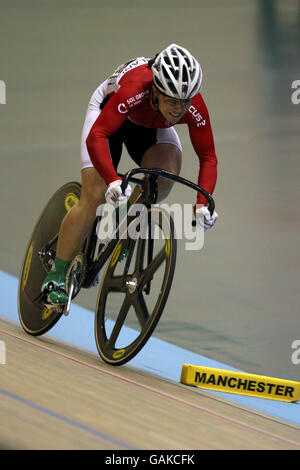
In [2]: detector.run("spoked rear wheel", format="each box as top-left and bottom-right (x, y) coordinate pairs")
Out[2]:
(94, 205), (177, 366)
(18, 182), (81, 335)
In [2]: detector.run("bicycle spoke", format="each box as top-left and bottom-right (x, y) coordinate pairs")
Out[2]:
(139, 247), (166, 287)
(132, 293), (150, 328)
(106, 296), (131, 349)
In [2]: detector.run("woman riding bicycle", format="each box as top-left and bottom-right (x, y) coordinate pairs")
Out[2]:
(42, 43), (218, 306)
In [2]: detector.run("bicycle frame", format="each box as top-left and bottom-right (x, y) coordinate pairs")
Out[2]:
(81, 174), (149, 289)
(81, 168), (215, 289)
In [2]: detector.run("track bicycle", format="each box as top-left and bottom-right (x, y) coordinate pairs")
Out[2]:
(18, 168), (215, 366)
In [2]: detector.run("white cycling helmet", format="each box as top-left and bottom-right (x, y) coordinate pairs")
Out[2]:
(151, 43), (202, 100)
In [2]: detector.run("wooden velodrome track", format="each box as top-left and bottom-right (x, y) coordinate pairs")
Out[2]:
(0, 317), (299, 450)
(1, 0), (300, 453)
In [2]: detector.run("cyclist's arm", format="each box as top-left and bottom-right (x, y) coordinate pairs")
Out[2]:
(187, 98), (218, 205)
(86, 83), (133, 185)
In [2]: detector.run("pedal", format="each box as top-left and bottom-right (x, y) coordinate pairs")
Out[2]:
(43, 302), (65, 314)
(44, 289), (69, 314)
(38, 283), (67, 312)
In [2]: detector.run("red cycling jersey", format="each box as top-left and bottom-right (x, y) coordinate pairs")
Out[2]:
(86, 59), (218, 205)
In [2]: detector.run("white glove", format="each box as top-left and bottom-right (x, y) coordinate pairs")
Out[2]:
(105, 180), (132, 206)
(195, 206), (218, 232)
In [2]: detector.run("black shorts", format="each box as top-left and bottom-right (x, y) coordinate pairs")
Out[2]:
(108, 119), (182, 170)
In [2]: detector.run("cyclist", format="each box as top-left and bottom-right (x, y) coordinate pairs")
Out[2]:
(42, 43), (218, 306)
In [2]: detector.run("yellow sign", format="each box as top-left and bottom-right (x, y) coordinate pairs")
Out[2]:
(64, 192), (79, 212)
(180, 364), (300, 402)
(22, 242), (33, 290)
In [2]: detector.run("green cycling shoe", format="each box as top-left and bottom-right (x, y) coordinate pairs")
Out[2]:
(41, 257), (70, 307)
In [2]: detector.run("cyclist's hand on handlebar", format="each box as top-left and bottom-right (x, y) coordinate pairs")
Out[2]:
(105, 180), (132, 206)
(195, 205), (218, 232)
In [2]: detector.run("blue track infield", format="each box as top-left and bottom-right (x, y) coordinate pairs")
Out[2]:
(1, 270), (299, 427)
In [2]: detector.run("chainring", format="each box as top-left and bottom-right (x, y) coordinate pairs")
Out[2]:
(65, 253), (87, 300)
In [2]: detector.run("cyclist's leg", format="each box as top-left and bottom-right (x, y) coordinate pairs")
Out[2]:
(124, 123), (182, 202)
(41, 168), (106, 305)
(42, 81), (118, 305)
(140, 143), (182, 202)
(56, 168), (106, 261)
